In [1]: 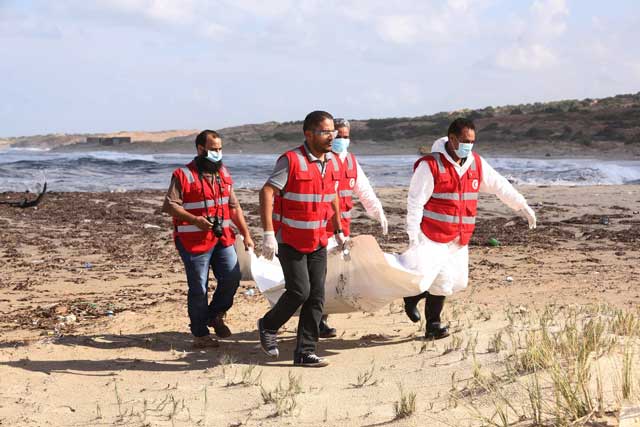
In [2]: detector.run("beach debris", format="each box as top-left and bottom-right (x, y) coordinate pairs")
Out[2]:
(0, 181), (48, 208)
(143, 223), (161, 229)
(57, 314), (77, 324)
(487, 237), (500, 247)
(506, 276), (514, 282)
(105, 310), (115, 317)
(600, 216), (610, 225)
(83, 262), (93, 269)
(244, 288), (255, 296)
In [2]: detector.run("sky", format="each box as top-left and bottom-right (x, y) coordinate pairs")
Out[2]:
(0, 0), (639, 137)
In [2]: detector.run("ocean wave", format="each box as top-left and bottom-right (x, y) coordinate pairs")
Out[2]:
(1, 152), (639, 192)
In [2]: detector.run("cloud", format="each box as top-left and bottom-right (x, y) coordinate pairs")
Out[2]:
(495, 43), (557, 70)
(494, 0), (569, 71)
(95, 0), (198, 25)
(530, 0), (569, 39)
(374, 0), (481, 45)
(376, 15), (422, 44)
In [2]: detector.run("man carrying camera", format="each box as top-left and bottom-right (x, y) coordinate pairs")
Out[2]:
(163, 130), (254, 348)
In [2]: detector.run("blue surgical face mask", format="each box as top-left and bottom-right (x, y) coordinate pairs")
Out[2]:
(454, 143), (473, 159)
(332, 137), (350, 153)
(206, 149), (222, 163)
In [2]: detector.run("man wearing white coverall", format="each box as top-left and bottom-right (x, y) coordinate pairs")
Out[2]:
(402, 117), (536, 340)
(319, 118), (388, 337)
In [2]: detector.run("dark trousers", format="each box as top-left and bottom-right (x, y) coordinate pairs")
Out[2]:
(262, 244), (327, 357)
(176, 238), (241, 337)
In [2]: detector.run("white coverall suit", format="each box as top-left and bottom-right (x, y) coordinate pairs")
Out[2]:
(401, 137), (535, 296)
(329, 150), (388, 241)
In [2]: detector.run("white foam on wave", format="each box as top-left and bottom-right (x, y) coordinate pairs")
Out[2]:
(2, 147), (52, 152)
(80, 151), (158, 162)
(488, 157), (640, 186)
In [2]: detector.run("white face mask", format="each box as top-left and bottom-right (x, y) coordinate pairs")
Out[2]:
(332, 137), (350, 153)
(205, 149), (222, 163)
(454, 143), (473, 158)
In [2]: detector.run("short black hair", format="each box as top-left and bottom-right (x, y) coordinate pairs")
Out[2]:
(195, 129), (221, 147)
(303, 111), (334, 132)
(447, 118), (476, 137)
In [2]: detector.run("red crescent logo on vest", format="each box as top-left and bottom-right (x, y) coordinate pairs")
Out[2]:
(472, 179), (479, 190)
(349, 178), (355, 188)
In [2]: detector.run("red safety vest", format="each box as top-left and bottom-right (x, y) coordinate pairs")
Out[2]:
(273, 145), (340, 253)
(172, 161), (236, 254)
(415, 152), (483, 246)
(326, 152), (358, 237)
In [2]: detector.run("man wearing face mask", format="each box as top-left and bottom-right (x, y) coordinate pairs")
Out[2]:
(163, 130), (254, 348)
(402, 118), (536, 340)
(257, 111), (345, 367)
(319, 118), (389, 338)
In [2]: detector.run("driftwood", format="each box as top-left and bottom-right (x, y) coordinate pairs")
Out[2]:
(0, 182), (47, 208)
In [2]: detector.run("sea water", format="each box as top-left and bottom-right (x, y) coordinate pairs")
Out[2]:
(1, 148), (639, 192)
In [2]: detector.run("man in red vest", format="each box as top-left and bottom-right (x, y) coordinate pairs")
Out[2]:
(258, 111), (346, 367)
(163, 130), (254, 348)
(402, 118), (536, 340)
(319, 118), (389, 338)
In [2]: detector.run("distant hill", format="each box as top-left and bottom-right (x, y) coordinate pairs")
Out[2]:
(2, 92), (639, 158)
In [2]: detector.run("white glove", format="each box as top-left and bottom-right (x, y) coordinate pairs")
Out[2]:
(335, 232), (350, 249)
(262, 231), (278, 260)
(379, 211), (389, 235)
(519, 205), (537, 229)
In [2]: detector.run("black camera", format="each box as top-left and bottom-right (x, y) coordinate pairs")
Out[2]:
(207, 216), (224, 238)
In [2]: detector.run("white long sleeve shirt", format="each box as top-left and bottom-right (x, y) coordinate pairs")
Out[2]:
(339, 151), (384, 218)
(406, 137), (528, 241)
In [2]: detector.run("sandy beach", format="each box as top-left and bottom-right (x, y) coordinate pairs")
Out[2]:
(1, 185), (639, 426)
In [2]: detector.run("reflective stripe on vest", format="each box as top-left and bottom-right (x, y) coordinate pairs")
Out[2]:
(296, 147), (339, 176)
(273, 213), (328, 229)
(431, 192), (478, 201)
(294, 150), (308, 172)
(434, 154), (446, 173)
(283, 192), (336, 203)
(341, 211), (351, 219)
(176, 219), (233, 233)
(346, 153), (354, 171)
(181, 167), (195, 184)
(329, 155), (339, 172)
(423, 210), (476, 225)
(183, 197), (230, 210)
(339, 189), (353, 197)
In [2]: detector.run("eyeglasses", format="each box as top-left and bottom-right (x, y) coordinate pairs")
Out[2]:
(313, 130), (338, 138)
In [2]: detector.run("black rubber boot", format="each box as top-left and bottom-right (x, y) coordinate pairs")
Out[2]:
(425, 293), (449, 340)
(403, 292), (427, 323)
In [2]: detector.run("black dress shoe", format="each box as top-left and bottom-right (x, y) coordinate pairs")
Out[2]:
(425, 322), (450, 340)
(319, 318), (337, 338)
(403, 294), (423, 323)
